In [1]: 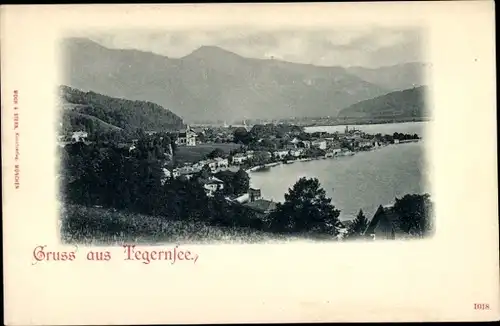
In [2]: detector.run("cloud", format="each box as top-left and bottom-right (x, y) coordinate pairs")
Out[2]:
(81, 27), (422, 67)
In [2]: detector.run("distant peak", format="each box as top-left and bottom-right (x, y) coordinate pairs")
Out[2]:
(62, 37), (108, 49)
(183, 45), (240, 59)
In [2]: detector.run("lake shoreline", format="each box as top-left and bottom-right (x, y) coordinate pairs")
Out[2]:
(245, 140), (420, 175)
(247, 138), (425, 221)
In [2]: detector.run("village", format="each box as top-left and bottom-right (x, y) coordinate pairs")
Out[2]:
(58, 123), (421, 240)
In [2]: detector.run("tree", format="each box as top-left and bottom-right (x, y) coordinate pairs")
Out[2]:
(268, 177), (340, 235)
(346, 210), (369, 239)
(198, 164), (212, 180)
(206, 148), (225, 159)
(393, 194), (433, 238)
(214, 170), (235, 195)
(232, 169), (250, 196)
(233, 127), (252, 144)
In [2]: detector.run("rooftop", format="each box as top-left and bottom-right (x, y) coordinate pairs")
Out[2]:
(203, 176), (224, 185)
(244, 199), (277, 214)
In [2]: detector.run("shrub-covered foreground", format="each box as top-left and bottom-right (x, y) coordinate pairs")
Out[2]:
(60, 204), (310, 245)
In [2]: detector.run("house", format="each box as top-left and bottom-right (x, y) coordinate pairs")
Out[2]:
(326, 143), (342, 155)
(364, 205), (404, 240)
(290, 148), (303, 157)
(394, 139), (400, 144)
(202, 176), (225, 197)
(243, 199), (277, 217)
(174, 165), (201, 180)
(71, 131), (88, 142)
(214, 157), (229, 169)
(290, 137), (301, 146)
(245, 150), (255, 159)
(358, 140), (373, 149)
(311, 139), (327, 150)
(232, 153), (248, 165)
(177, 126), (197, 146)
(204, 158), (229, 172)
(273, 150), (289, 159)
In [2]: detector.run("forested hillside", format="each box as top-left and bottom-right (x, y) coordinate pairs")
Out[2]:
(59, 85), (184, 139)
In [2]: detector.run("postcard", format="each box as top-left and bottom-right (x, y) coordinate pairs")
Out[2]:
(1, 2), (498, 324)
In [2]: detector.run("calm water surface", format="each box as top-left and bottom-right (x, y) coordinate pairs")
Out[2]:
(250, 122), (430, 220)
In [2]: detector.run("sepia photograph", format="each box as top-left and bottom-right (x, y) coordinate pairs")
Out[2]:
(58, 27), (434, 245)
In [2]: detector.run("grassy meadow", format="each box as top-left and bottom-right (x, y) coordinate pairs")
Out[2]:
(60, 203), (310, 245)
(174, 143), (241, 165)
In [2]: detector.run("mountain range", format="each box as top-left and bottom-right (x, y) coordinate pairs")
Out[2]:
(62, 37), (430, 123)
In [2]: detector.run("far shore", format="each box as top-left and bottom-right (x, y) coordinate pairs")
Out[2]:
(302, 118), (432, 128)
(191, 117), (432, 128)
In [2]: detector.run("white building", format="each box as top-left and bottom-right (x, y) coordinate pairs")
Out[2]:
(232, 154), (248, 165)
(207, 160), (218, 172)
(358, 140), (373, 148)
(176, 126), (197, 146)
(203, 177), (225, 197)
(290, 148), (303, 157)
(206, 157), (229, 172)
(311, 140), (327, 150)
(174, 165), (201, 179)
(273, 150), (289, 159)
(71, 131), (88, 142)
(214, 157), (229, 169)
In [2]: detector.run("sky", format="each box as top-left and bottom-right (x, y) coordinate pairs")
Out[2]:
(80, 27), (423, 68)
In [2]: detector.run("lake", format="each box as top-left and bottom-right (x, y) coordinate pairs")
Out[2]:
(249, 122), (430, 221)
